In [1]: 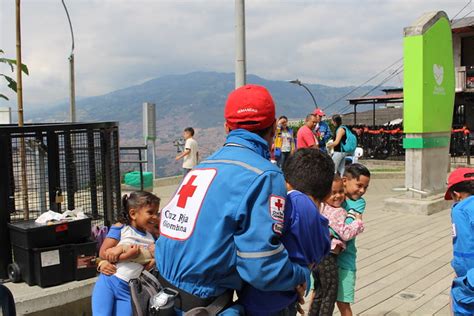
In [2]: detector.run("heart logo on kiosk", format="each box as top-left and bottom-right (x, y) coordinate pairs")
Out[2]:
(433, 64), (444, 86)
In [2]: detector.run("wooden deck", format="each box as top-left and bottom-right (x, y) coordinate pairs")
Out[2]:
(303, 178), (453, 315)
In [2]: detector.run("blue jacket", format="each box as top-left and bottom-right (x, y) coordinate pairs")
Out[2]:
(317, 121), (332, 151)
(239, 190), (330, 314)
(451, 195), (474, 278)
(155, 129), (309, 300)
(451, 268), (474, 315)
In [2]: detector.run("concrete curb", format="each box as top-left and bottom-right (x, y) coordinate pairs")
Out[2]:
(154, 175), (183, 187)
(384, 193), (450, 216)
(370, 172), (405, 179)
(5, 277), (96, 315)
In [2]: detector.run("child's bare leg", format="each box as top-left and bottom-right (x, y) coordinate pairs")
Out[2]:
(337, 301), (353, 316)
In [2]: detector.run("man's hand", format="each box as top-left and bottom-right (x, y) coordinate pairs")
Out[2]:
(105, 246), (123, 263)
(296, 283), (306, 304)
(296, 283), (307, 315)
(148, 243), (155, 254)
(121, 245), (141, 260)
(355, 213), (363, 221)
(144, 259), (156, 271)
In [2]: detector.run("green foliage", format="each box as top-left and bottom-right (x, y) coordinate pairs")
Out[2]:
(288, 120), (305, 135)
(0, 49), (29, 100)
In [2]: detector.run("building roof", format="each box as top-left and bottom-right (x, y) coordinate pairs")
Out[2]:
(347, 93), (404, 105)
(452, 16), (474, 34)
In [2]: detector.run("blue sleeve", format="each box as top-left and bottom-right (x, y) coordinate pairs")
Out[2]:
(283, 193), (330, 265)
(106, 225), (123, 241)
(322, 123), (332, 143)
(233, 171), (309, 292)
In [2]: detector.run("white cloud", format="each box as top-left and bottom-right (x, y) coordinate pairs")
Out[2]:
(0, 0), (470, 108)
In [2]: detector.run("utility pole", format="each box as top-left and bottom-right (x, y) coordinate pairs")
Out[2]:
(16, 0), (29, 219)
(62, 0), (76, 122)
(235, 0), (246, 88)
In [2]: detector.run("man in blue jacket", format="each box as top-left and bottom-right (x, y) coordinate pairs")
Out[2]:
(155, 84), (309, 314)
(314, 108), (332, 153)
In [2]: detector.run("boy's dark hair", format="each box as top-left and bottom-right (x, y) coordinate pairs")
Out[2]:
(450, 180), (474, 196)
(184, 127), (195, 136)
(119, 191), (161, 224)
(344, 163), (371, 180)
(333, 173), (342, 183)
(283, 148), (335, 200)
(332, 114), (342, 127)
(278, 115), (288, 121)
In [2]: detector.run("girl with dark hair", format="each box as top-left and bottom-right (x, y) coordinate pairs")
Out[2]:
(327, 115), (348, 175)
(92, 191), (160, 316)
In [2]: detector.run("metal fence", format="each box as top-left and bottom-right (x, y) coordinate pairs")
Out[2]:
(119, 146), (148, 191)
(347, 124), (471, 164)
(0, 122), (121, 278)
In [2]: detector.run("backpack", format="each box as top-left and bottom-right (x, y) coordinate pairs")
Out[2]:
(340, 126), (357, 154)
(91, 225), (109, 252)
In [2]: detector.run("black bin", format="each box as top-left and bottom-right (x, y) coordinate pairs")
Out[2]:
(8, 218), (92, 249)
(12, 244), (75, 287)
(71, 241), (97, 281)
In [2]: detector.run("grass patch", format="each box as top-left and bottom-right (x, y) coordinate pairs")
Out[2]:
(370, 167), (404, 172)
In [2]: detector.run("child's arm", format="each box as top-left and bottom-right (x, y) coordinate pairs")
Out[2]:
(106, 244), (155, 264)
(327, 207), (364, 242)
(99, 223), (123, 263)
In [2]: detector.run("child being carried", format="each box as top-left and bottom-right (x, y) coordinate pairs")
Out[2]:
(309, 174), (365, 316)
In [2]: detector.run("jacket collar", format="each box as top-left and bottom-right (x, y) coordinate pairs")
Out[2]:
(225, 129), (271, 160)
(453, 195), (474, 209)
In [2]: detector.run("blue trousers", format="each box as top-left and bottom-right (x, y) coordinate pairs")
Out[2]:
(92, 274), (132, 316)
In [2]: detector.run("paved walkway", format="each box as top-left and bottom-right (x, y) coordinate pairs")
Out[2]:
(154, 177), (455, 315)
(301, 178), (453, 316)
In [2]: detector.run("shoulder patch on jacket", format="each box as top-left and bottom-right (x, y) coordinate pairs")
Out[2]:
(269, 195), (285, 223)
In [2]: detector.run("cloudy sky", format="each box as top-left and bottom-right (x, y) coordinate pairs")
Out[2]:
(0, 0), (472, 108)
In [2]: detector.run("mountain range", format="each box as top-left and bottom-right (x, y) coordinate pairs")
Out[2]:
(27, 71), (391, 176)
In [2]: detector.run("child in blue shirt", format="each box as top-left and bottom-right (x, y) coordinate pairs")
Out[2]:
(239, 148), (333, 316)
(445, 168), (474, 315)
(336, 164), (371, 316)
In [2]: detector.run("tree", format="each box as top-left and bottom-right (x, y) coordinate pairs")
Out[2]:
(0, 49), (29, 100)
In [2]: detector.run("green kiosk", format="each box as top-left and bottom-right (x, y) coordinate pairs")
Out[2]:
(385, 11), (455, 215)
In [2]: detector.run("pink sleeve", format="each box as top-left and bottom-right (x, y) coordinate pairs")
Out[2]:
(322, 205), (364, 241)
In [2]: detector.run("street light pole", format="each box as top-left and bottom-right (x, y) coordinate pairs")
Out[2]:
(289, 79), (318, 109)
(235, 0), (246, 88)
(62, 0), (76, 122)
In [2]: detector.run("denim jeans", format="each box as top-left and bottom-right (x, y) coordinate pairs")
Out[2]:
(332, 151), (347, 176)
(277, 151), (291, 169)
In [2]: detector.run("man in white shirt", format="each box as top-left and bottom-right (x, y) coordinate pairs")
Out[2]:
(175, 127), (199, 175)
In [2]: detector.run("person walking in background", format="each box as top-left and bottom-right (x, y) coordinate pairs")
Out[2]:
(327, 115), (348, 175)
(274, 116), (295, 168)
(175, 127), (199, 176)
(313, 108), (332, 153)
(297, 114), (318, 149)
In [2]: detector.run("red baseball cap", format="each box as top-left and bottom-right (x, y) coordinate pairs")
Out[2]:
(313, 108), (325, 117)
(445, 168), (474, 200)
(224, 84), (276, 132)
